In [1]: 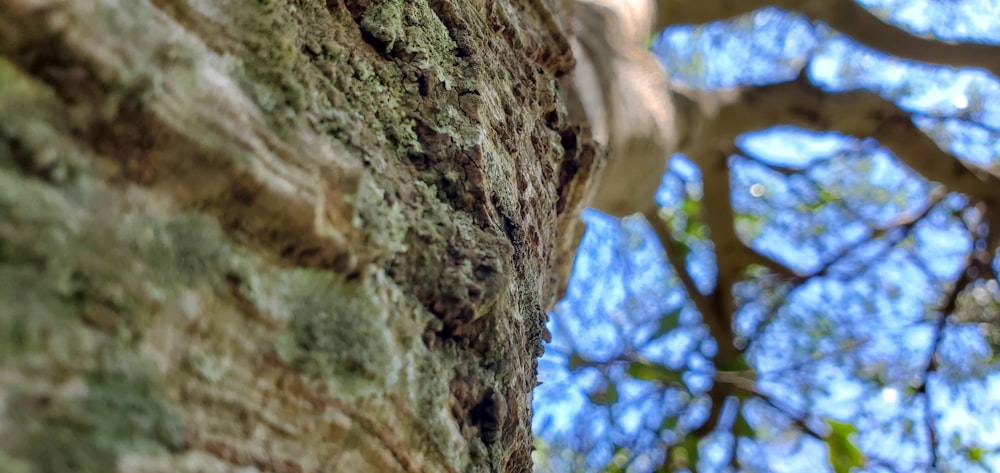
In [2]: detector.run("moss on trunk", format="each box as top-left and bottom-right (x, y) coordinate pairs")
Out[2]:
(0, 0), (596, 471)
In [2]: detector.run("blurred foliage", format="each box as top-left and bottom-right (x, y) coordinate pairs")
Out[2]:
(534, 1), (1000, 472)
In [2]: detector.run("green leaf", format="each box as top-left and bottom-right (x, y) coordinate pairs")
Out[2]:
(589, 380), (618, 405)
(660, 415), (678, 432)
(568, 353), (587, 370)
(606, 380), (618, 404)
(674, 240), (692, 260)
(968, 446), (986, 463)
(824, 419), (865, 473)
(653, 308), (682, 338)
(627, 361), (683, 385)
(716, 354), (750, 372)
(688, 222), (707, 240)
(733, 412), (754, 439)
(682, 197), (701, 216)
(605, 447), (630, 473)
(668, 434), (700, 471)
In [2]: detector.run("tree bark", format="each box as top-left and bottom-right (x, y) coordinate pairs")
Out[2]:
(0, 0), (598, 472)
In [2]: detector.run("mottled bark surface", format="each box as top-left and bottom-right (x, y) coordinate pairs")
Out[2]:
(0, 0), (597, 471)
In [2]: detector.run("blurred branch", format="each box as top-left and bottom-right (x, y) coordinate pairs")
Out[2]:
(754, 393), (824, 441)
(918, 377), (941, 470)
(915, 261), (967, 469)
(654, 0), (1000, 78)
(645, 187), (794, 367)
(740, 187), (943, 357)
(683, 148), (798, 361)
(805, 186), (948, 281)
(671, 71), (1000, 415)
(673, 75), (996, 345)
(865, 454), (910, 473)
(791, 0), (1000, 79)
(655, 0), (778, 27)
(643, 207), (724, 341)
(983, 202), (1000, 270)
(913, 198), (997, 469)
(714, 369), (757, 393)
(685, 73), (1000, 200)
(659, 24), (1000, 380)
(757, 337), (869, 378)
(696, 149), (799, 280)
(711, 369), (825, 440)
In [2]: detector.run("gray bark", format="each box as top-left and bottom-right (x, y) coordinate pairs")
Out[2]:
(0, 0), (598, 472)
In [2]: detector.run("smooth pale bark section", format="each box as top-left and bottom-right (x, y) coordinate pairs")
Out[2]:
(0, 0), (597, 472)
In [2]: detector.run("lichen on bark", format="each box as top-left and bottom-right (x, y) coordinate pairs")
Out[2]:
(0, 0), (595, 471)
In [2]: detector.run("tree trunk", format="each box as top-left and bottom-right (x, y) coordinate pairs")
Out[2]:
(0, 1), (598, 472)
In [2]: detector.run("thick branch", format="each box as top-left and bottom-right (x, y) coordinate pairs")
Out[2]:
(698, 75), (1000, 200)
(642, 207), (727, 349)
(664, 73), (1000, 371)
(691, 148), (796, 280)
(655, 0), (1000, 78)
(793, 0), (1000, 78)
(655, 0), (781, 27)
(679, 147), (794, 363)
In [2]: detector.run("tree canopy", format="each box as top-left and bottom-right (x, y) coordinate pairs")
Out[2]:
(534, 1), (1000, 472)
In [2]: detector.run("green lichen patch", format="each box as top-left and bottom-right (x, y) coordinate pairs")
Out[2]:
(213, 0), (473, 155)
(272, 270), (398, 399)
(356, 1), (406, 53)
(0, 168), (109, 357)
(117, 212), (235, 290)
(3, 359), (186, 473)
(0, 156), (246, 346)
(0, 58), (86, 183)
(0, 171), (208, 472)
(0, 0), (581, 471)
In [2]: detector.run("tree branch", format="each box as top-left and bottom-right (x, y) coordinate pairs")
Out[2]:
(912, 197), (996, 470)
(655, 0), (787, 28)
(654, 0), (1000, 78)
(792, 0), (1000, 79)
(741, 189), (943, 355)
(694, 74), (1000, 200)
(642, 206), (723, 338)
(804, 185), (948, 281)
(712, 369), (825, 440)
(663, 72), (1000, 386)
(676, 147), (797, 364)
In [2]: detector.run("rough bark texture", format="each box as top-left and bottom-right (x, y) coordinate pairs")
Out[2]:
(0, 0), (599, 472)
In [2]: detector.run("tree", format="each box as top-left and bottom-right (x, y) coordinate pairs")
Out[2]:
(2, 1), (998, 473)
(535, 1), (1000, 472)
(0, 0), (597, 472)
